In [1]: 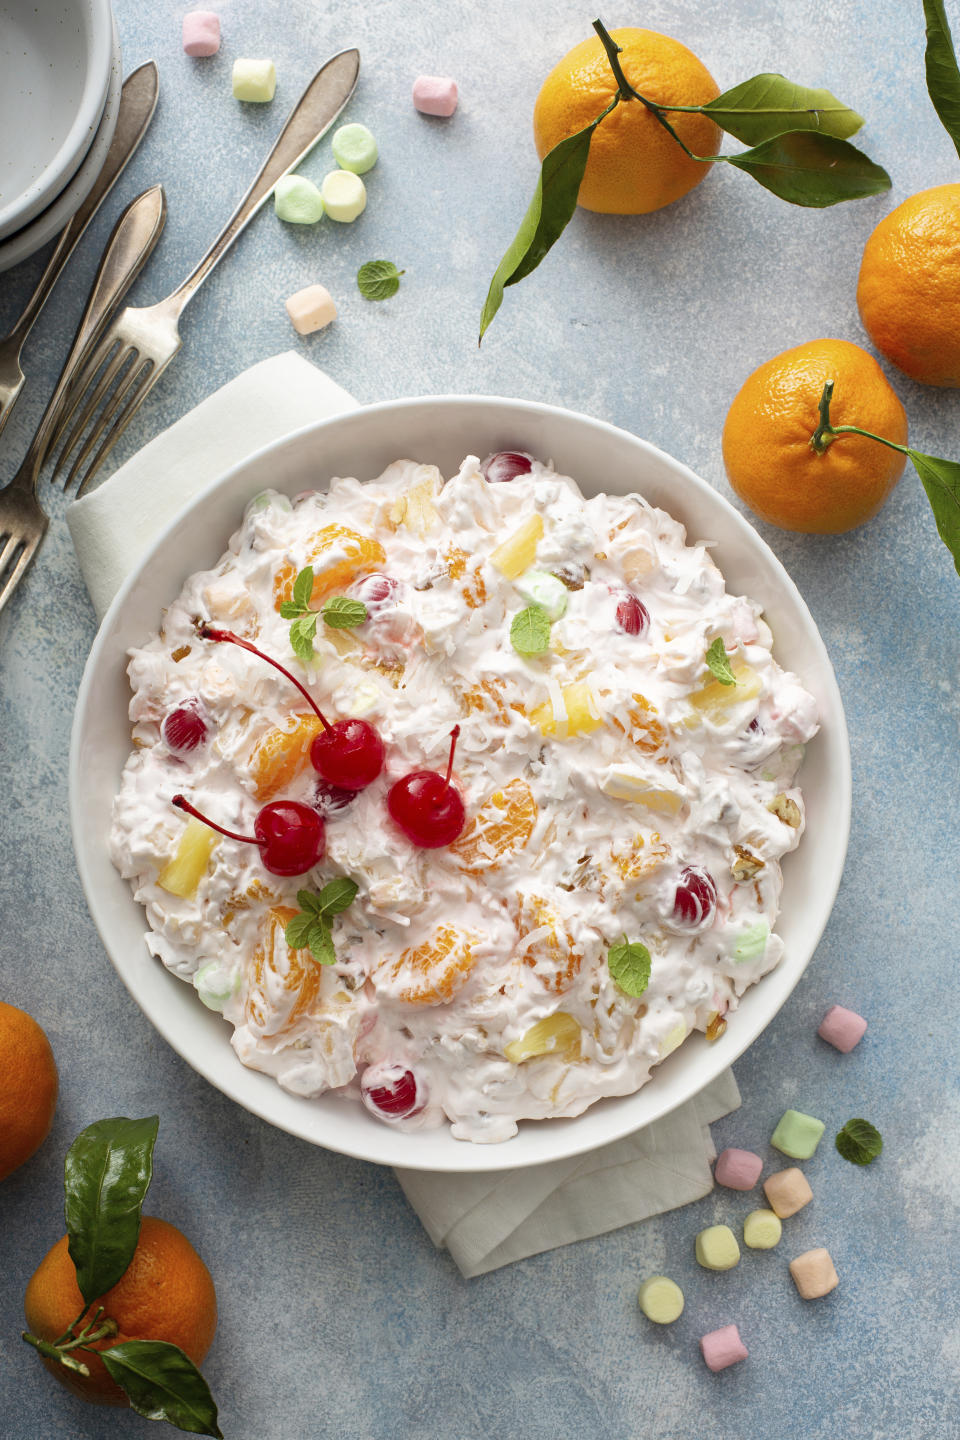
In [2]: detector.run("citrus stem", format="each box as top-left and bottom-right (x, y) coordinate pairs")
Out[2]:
(22, 1331), (92, 1377)
(810, 380), (909, 458)
(591, 18), (719, 164)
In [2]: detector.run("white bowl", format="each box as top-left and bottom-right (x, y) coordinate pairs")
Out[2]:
(70, 397), (851, 1173)
(0, 16), (120, 275)
(0, 0), (114, 241)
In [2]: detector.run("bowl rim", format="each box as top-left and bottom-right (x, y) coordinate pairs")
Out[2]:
(70, 393), (852, 1172)
(0, 0), (115, 240)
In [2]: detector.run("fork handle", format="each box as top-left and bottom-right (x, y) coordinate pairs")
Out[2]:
(23, 186), (167, 478)
(166, 48), (360, 314)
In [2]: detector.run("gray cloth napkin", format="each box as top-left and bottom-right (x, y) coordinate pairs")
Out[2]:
(67, 352), (741, 1276)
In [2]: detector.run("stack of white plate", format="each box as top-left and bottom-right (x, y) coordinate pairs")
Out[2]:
(0, 0), (120, 274)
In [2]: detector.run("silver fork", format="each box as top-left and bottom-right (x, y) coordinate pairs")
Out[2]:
(53, 47), (360, 497)
(0, 187), (166, 617)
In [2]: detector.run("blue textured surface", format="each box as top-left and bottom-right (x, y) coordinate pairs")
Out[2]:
(1, 2), (959, 1436)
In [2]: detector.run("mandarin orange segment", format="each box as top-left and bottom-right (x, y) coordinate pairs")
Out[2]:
(451, 779), (538, 872)
(608, 831), (671, 881)
(376, 924), (478, 1006)
(515, 893), (583, 994)
(273, 525), (386, 610)
(245, 905), (321, 1035)
(250, 713), (323, 800)
(612, 693), (667, 754)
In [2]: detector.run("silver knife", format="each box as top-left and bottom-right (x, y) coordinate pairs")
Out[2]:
(0, 61), (160, 442)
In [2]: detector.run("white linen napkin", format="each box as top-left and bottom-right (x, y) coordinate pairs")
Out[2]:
(67, 352), (741, 1276)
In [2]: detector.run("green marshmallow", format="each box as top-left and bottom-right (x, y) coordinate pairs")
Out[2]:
(194, 961), (239, 1013)
(515, 570), (568, 621)
(638, 1276), (684, 1324)
(274, 175), (325, 225)
(331, 122), (378, 175)
(743, 1209), (782, 1250)
(695, 1224), (741, 1271)
(771, 1108), (825, 1159)
(734, 921), (768, 962)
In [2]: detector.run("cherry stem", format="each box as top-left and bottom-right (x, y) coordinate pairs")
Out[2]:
(809, 379), (909, 458)
(200, 624), (332, 732)
(173, 794), (261, 847)
(443, 726), (460, 791)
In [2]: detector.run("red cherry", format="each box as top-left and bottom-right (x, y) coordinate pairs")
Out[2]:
(615, 593), (650, 637)
(354, 572), (400, 608)
(312, 778), (357, 816)
(673, 866), (718, 927)
(481, 450), (534, 483)
(311, 718), (384, 789)
(172, 795), (325, 876)
(201, 624), (385, 792)
(161, 701), (208, 754)
(387, 726), (466, 848)
(360, 1063), (424, 1120)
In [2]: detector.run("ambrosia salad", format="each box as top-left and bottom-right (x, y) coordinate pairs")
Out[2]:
(111, 451), (819, 1143)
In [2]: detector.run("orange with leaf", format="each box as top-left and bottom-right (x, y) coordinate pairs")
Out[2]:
(0, 1001), (58, 1183)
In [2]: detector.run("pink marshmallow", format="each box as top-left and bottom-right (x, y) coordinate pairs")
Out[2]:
(714, 1147), (763, 1191)
(183, 11), (221, 58)
(818, 1004), (867, 1053)
(413, 75), (458, 117)
(700, 1323), (749, 1373)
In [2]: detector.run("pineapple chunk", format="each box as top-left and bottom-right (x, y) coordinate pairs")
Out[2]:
(686, 661), (761, 724)
(489, 513), (544, 580)
(600, 765), (685, 814)
(504, 1012), (582, 1064)
(158, 819), (219, 898)
(658, 1018), (687, 1058)
(529, 682), (603, 738)
(388, 468), (441, 536)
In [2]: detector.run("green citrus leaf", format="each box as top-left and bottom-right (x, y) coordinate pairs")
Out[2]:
(64, 1117), (159, 1306)
(835, 1117), (883, 1165)
(725, 131), (890, 207)
(289, 613), (318, 662)
(284, 913), (316, 950)
(923, 0), (960, 159)
(316, 876), (359, 915)
(705, 637), (736, 686)
(510, 604), (552, 656)
(321, 595), (367, 629)
(357, 260), (404, 300)
(908, 449), (960, 577)
(292, 566), (314, 612)
(607, 940), (652, 998)
(480, 98), (616, 340)
(704, 73), (864, 145)
(100, 1341), (222, 1437)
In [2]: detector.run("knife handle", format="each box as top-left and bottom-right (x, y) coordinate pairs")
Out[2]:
(168, 47), (360, 313)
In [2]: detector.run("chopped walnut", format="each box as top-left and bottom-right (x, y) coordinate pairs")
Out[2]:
(171, 645), (191, 663)
(551, 562), (589, 591)
(731, 845), (765, 881)
(706, 1011), (727, 1043)
(767, 792), (802, 828)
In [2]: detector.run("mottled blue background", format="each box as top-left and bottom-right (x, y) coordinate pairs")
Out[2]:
(1, 2), (958, 1436)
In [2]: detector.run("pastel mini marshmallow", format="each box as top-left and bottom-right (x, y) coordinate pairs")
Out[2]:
(413, 74), (458, 116)
(695, 1224), (740, 1271)
(331, 123), (378, 174)
(818, 1004), (868, 1052)
(763, 1166), (814, 1219)
(233, 58), (276, 103)
(789, 1247), (839, 1299)
(638, 1276), (684, 1324)
(714, 1147), (763, 1191)
(182, 11), (220, 56)
(320, 170), (366, 222)
(771, 1108), (825, 1159)
(700, 1323), (748, 1372)
(743, 1209), (782, 1250)
(274, 175), (324, 225)
(285, 284), (337, 335)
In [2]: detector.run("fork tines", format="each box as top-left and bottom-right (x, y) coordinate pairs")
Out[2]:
(52, 337), (159, 496)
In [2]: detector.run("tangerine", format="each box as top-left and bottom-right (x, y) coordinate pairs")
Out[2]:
(246, 906), (321, 1034)
(722, 338), (908, 533)
(451, 779), (538, 872)
(24, 1216), (217, 1407)
(273, 525), (386, 611)
(857, 183), (960, 387)
(376, 925), (477, 1006)
(249, 713), (323, 801)
(0, 1001), (58, 1183)
(533, 28), (720, 214)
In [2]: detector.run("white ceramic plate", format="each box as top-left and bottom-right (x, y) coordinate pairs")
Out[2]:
(0, 16), (120, 275)
(71, 397), (851, 1173)
(0, 0), (114, 240)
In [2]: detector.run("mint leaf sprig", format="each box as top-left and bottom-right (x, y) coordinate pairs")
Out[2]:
(22, 1117), (222, 1437)
(607, 937), (652, 997)
(705, 636), (737, 686)
(811, 380), (960, 577)
(835, 1116), (883, 1165)
(284, 877), (359, 964)
(280, 566), (368, 661)
(480, 17), (890, 339)
(510, 603), (553, 656)
(357, 260), (405, 300)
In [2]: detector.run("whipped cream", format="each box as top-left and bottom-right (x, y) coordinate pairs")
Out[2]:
(111, 454), (819, 1143)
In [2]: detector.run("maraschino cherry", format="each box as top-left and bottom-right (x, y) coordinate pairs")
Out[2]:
(200, 624), (384, 790)
(673, 866), (718, 928)
(172, 794), (324, 876)
(360, 1063), (425, 1121)
(161, 700), (208, 755)
(387, 726), (466, 848)
(481, 450), (534, 483)
(615, 592), (650, 637)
